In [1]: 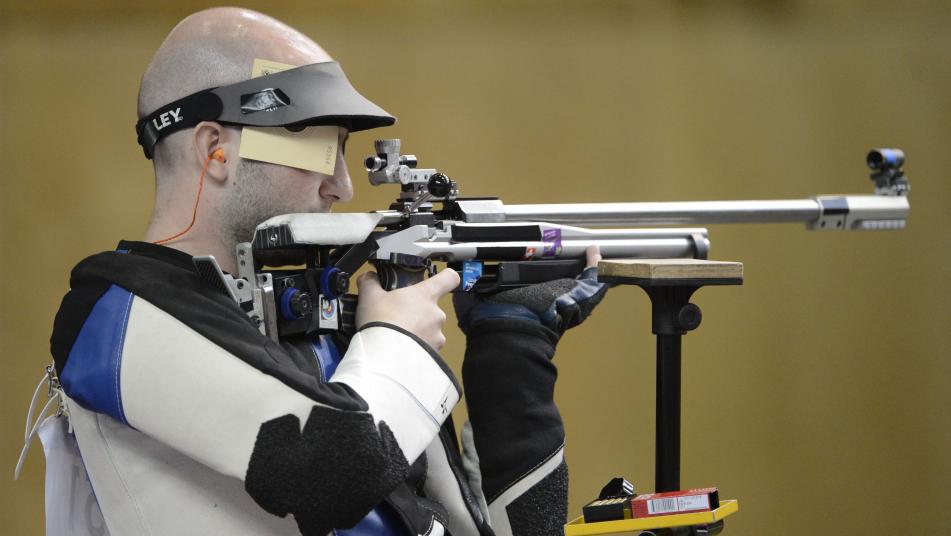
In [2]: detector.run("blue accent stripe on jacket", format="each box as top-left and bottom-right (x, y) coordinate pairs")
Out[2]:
(60, 284), (134, 424)
(311, 335), (343, 381)
(335, 505), (405, 536)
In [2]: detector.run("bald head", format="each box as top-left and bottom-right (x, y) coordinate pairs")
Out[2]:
(139, 8), (332, 169)
(139, 8), (330, 119)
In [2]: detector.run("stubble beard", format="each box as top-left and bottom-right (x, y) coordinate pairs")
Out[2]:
(217, 159), (329, 252)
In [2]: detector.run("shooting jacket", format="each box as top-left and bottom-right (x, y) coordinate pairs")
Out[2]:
(49, 241), (568, 536)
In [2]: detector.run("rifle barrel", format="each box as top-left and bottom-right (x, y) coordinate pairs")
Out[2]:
(502, 199), (820, 225)
(453, 195), (908, 230)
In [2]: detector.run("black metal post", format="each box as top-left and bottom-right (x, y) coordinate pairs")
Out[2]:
(645, 285), (699, 494)
(655, 334), (682, 492)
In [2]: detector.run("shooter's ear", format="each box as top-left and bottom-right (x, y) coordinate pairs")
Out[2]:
(193, 121), (234, 182)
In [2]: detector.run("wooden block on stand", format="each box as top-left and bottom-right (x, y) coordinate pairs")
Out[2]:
(598, 259), (744, 287)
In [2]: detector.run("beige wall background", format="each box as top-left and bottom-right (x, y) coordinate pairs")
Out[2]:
(2, 1), (949, 534)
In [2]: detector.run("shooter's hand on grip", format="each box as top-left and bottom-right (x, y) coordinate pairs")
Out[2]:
(454, 246), (609, 336)
(355, 268), (460, 350)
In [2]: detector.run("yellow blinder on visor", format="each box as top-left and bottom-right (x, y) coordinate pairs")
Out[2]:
(238, 59), (339, 174)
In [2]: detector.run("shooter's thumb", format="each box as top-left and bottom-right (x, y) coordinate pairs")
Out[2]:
(356, 272), (384, 298)
(424, 268), (461, 298)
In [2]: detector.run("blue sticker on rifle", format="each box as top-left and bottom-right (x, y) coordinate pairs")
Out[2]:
(542, 228), (563, 257)
(462, 260), (483, 292)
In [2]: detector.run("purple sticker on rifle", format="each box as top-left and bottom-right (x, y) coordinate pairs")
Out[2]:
(542, 228), (563, 257)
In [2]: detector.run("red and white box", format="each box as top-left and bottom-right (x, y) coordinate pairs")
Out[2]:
(630, 487), (720, 518)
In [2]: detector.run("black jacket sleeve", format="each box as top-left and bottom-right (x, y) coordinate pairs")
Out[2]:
(462, 318), (568, 536)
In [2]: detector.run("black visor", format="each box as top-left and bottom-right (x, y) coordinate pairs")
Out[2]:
(135, 61), (395, 159)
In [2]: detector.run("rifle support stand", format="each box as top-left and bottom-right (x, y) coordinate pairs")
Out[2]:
(598, 258), (743, 534)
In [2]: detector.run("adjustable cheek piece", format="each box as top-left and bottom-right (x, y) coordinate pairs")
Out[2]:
(135, 61), (396, 160)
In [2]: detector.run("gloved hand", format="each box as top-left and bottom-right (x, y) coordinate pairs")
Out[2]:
(453, 246), (609, 336)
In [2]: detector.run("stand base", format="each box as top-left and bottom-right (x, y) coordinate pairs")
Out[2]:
(565, 500), (738, 536)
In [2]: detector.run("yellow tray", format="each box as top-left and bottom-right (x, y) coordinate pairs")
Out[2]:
(564, 499), (739, 535)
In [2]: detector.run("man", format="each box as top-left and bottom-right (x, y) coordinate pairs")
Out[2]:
(49, 8), (606, 535)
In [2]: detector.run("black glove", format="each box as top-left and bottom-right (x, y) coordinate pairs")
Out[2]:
(454, 249), (609, 336)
